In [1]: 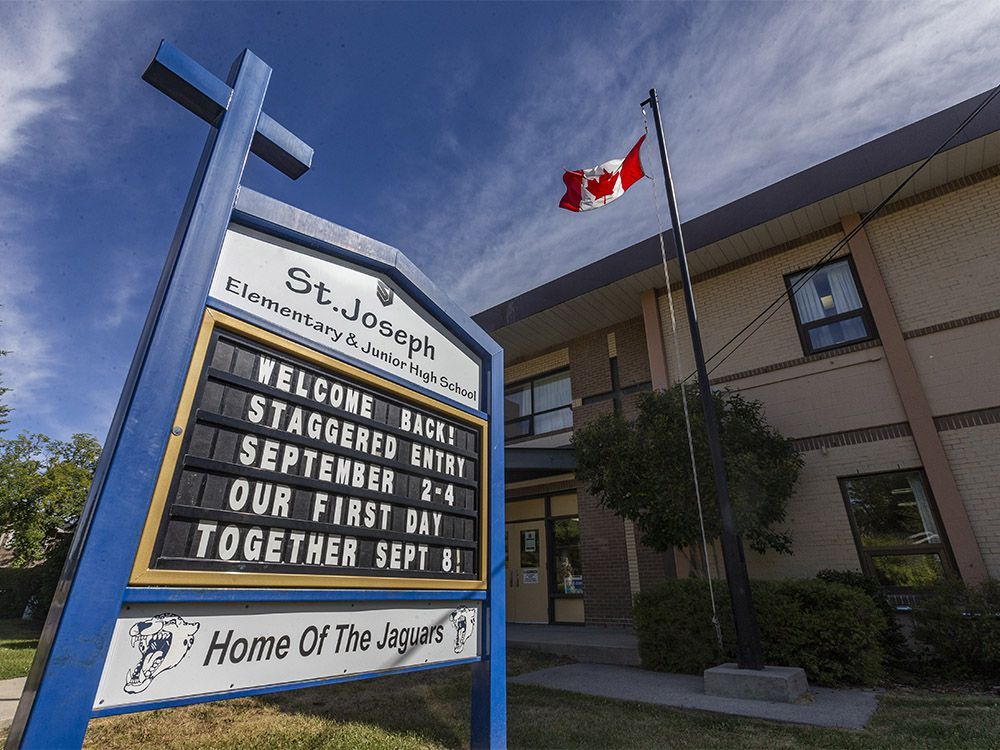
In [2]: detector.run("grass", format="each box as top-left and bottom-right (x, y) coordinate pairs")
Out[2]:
(2, 630), (997, 748)
(82, 649), (566, 750)
(0, 619), (41, 680)
(509, 686), (1000, 749)
(78, 649), (1000, 750)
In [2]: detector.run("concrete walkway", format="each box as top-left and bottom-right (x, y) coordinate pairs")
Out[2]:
(507, 624), (640, 666)
(0, 677), (26, 731)
(512, 663), (880, 730)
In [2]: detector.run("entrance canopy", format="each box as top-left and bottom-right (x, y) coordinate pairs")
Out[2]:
(506, 446), (576, 483)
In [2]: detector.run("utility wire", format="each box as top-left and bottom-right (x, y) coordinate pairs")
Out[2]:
(676, 82), (1000, 382)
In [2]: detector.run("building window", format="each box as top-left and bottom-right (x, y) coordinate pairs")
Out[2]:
(552, 517), (583, 595)
(785, 257), (875, 354)
(504, 370), (572, 439)
(840, 470), (954, 589)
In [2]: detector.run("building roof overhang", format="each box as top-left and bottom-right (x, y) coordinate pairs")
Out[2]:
(505, 446), (576, 483)
(474, 89), (1000, 362)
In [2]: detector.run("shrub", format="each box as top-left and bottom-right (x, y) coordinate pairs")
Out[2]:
(816, 569), (908, 661)
(753, 579), (886, 685)
(27, 534), (71, 621)
(911, 579), (1000, 678)
(633, 579), (733, 674)
(0, 566), (41, 618)
(0, 535), (70, 621)
(633, 578), (889, 686)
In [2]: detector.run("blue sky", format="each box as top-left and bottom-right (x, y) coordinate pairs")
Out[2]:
(1, 1), (997, 442)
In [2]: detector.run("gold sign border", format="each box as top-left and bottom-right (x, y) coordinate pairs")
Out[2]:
(130, 307), (488, 590)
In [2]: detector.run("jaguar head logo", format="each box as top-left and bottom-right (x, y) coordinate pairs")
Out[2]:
(123, 613), (200, 694)
(449, 606), (476, 654)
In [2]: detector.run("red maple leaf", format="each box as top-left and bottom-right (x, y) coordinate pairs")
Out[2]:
(586, 169), (620, 201)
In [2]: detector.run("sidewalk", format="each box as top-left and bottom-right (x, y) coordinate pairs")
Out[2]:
(512, 663), (880, 730)
(507, 623), (640, 666)
(0, 677), (26, 731)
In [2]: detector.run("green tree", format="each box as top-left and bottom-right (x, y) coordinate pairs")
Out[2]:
(573, 385), (802, 572)
(0, 432), (101, 566)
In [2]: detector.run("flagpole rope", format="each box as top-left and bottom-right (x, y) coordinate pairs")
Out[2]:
(642, 107), (724, 652)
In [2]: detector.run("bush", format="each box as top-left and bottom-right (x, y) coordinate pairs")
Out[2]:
(0, 534), (70, 621)
(28, 533), (71, 620)
(0, 566), (41, 618)
(911, 579), (1000, 678)
(816, 569), (908, 661)
(633, 578), (889, 686)
(633, 578), (733, 674)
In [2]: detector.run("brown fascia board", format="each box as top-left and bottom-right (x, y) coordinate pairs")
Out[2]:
(473, 88), (1000, 334)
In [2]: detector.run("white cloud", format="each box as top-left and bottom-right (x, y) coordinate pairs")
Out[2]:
(0, 244), (59, 428)
(0, 2), (112, 437)
(390, 0), (1000, 313)
(0, 3), (105, 164)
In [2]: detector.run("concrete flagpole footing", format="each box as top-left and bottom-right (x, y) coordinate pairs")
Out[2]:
(703, 664), (809, 703)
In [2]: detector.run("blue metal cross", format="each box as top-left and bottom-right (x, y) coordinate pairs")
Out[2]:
(144, 40), (313, 179)
(7, 42), (312, 749)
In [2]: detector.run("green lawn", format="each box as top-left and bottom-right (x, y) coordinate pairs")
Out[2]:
(78, 650), (1000, 750)
(0, 619), (42, 680)
(2, 626), (997, 748)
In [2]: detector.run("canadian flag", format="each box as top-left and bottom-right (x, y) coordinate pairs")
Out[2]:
(559, 135), (646, 212)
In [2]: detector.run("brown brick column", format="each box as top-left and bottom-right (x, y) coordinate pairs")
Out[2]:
(842, 214), (988, 583)
(570, 331), (632, 625)
(640, 289), (691, 580)
(641, 289), (669, 389)
(616, 317), (674, 589)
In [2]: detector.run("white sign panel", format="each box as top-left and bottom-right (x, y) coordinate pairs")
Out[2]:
(94, 601), (480, 710)
(209, 228), (482, 409)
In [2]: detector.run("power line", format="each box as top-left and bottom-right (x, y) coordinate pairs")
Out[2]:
(676, 83), (1000, 382)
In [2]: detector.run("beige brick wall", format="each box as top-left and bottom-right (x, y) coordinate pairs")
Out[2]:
(653, 175), (1000, 441)
(504, 348), (569, 384)
(748, 437), (922, 579)
(654, 235), (911, 440)
(907, 317), (1000, 417)
(727, 349), (905, 438)
(657, 232), (840, 384)
(503, 171), (1000, 598)
(940, 423), (1000, 578)
(866, 174), (1000, 332)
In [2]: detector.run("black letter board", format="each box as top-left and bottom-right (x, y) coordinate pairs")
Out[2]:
(130, 310), (487, 589)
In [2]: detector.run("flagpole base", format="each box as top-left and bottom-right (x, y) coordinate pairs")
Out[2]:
(703, 663), (809, 703)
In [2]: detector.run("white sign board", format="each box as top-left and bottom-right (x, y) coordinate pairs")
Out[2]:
(209, 228), (482, 409)
(94, 601), (481, 710)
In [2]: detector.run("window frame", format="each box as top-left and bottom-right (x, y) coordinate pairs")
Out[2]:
(784, 255), (877, 355)
(504, 367), (572, 440)
(549, 515), (584, 599)
(838, 468), (957, 591)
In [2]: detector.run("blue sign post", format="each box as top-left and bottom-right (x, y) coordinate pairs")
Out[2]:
(7, 42), (505, 750)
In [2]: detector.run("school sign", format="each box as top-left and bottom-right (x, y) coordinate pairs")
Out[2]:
(7, 42), (505, 749)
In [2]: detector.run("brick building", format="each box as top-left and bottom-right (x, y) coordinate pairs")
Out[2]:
(473, 90), (1000, 626)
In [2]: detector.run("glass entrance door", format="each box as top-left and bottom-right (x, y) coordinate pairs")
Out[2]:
(506, 520), (548, 623)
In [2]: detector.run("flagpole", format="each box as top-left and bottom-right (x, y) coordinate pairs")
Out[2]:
(641, 87), (764, 670)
